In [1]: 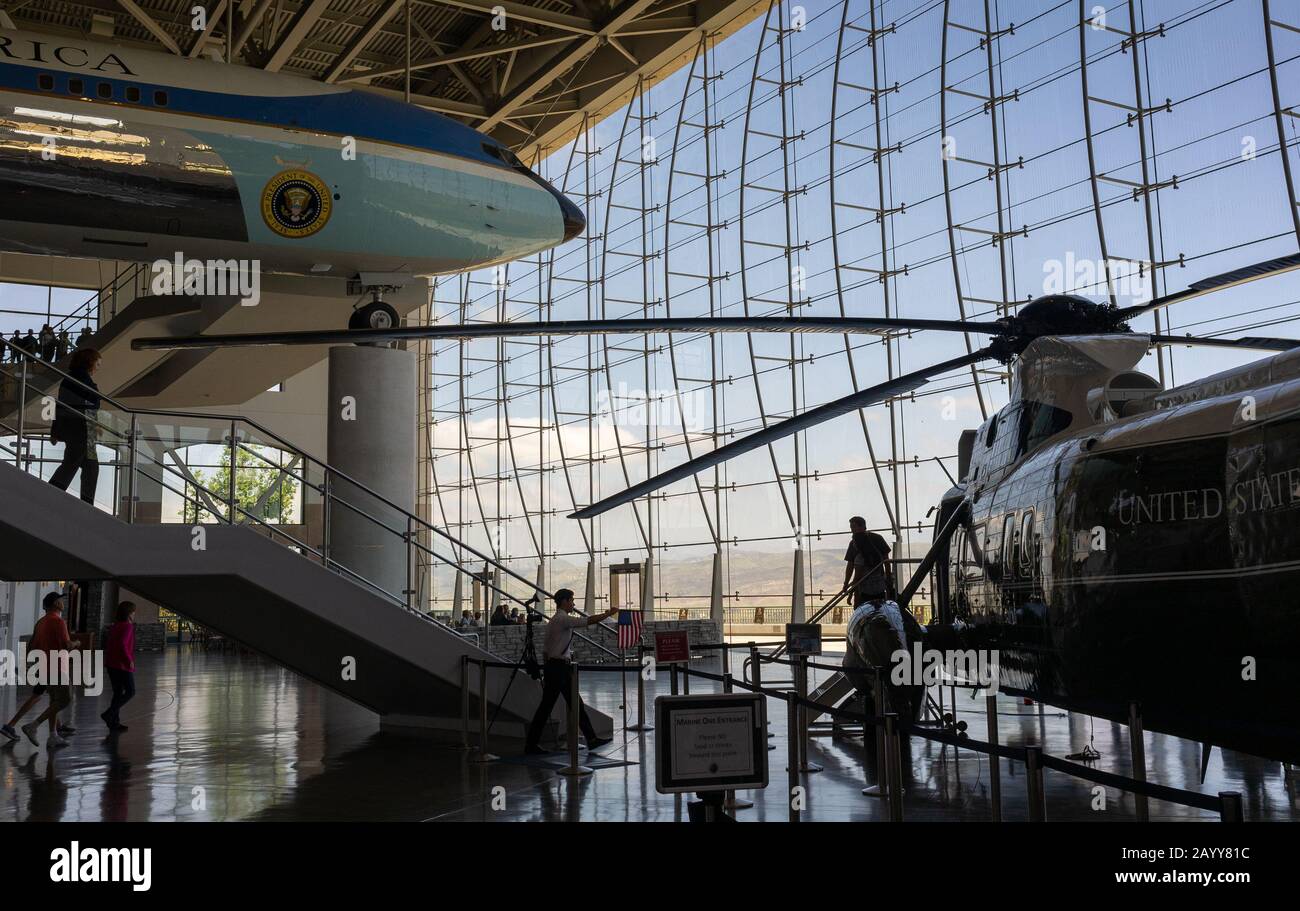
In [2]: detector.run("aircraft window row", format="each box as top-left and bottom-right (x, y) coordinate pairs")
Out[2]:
(35, 73), (167, 107)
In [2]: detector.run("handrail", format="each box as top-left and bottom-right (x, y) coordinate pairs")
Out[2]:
(50, 262), (147, 333)
(0, 338), (617, 653)
(768, 583), (856, 662)
(0, 333), (548, 602)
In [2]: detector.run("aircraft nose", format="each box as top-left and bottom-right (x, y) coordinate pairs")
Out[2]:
(554, 188), (586, 242)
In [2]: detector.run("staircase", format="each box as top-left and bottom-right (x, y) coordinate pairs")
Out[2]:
(0, 342), (613, 742)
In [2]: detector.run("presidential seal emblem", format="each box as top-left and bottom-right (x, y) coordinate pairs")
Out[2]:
(261, 169), (332, 238)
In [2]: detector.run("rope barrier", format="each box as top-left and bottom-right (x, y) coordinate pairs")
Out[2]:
(463, 651), (1229, 817)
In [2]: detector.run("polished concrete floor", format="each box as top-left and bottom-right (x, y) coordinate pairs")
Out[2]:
(1, 648), (1296, 822)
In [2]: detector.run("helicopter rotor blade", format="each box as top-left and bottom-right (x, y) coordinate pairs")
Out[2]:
(1148, 333), (1300, 352)
(131, 315), (1006, 351)
(569, 348), (996, 520)
(1117, 252), (1300, 321)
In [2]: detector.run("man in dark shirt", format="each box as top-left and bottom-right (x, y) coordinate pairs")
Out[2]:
(843, 516), (892, 605)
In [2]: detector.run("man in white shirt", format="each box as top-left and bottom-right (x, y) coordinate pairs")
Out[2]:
(525, 588), (618, 755)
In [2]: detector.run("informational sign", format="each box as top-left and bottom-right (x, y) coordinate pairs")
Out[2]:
(654, 694), (768, 794)
(785, 622), (822, 656)
(654, 630), (691, 664)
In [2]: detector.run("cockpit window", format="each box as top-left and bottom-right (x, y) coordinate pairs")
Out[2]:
(483, 142), (525, 170)
(1018, 400), (1072, 455)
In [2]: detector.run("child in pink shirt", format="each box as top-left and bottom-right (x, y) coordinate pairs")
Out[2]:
(101, 602), (136, 732)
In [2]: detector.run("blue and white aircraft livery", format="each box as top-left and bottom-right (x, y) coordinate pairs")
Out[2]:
(0, 28), (585, 277)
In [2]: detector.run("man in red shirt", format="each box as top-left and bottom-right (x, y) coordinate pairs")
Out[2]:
(1, 589), (79, 744)
(21, 591), (81, 749)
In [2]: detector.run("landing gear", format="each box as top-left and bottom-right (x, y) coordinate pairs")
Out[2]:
(349, 284), (401, 340)
(350, 297), (399, 331)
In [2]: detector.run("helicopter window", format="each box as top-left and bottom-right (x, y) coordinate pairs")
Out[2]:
(984, 418), (997, 449)
(1019, 510), (1035, 574)
(966, 522), (986, 581)
(1001, 515), (1015, 577)
(1018, 401), (1073, 455)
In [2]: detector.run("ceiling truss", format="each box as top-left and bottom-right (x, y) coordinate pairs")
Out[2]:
(3, 0), (766, 156)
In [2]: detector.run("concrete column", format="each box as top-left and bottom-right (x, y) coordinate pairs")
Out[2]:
(450, 571), (463, 619)
(582, 560), (596, 613)
(709, 550), (724, 625)
(326, 345), (417, 601)
(791, 546), (806, 623)
(641, 556), (654, 620)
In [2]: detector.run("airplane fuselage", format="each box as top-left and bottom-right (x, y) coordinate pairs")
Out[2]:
(0, 29), (583, 278)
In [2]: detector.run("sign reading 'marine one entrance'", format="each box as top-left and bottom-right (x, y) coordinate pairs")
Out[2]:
(654, 694), (768, 794)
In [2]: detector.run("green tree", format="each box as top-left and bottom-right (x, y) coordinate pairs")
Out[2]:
(189, 444), (300, 525)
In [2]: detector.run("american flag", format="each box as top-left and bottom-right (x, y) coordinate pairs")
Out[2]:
(617, 609), (643, 650)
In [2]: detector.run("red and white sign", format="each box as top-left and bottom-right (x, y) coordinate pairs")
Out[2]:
(654, 630), (691, 664)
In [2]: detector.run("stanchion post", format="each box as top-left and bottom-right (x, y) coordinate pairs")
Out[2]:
(1025, 745), (1046, 822)
(670, 662), (678, 696)
(1218, 791), (1243, 822)
(874, 669), (888, 789)
(1129, 701), (1149, 822)
(796, 654), (822, 773)
(628, 645), (652, 732)
(787, 696), (800, 823)
(750, 642), (761, 690)
(15, 356), (27, 470)
(460, 654), (470, 751)
(986, 692), (1001, 821)
(722, 646), (754, 812)
(884, 712), (904, 822)
(471, 659), (497, 763)
(558, 663), (593, 777)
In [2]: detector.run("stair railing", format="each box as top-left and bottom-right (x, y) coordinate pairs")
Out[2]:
(0, 337), (619, 657)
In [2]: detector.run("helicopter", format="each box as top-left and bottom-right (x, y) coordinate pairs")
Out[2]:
(132, 251), (1300, 764)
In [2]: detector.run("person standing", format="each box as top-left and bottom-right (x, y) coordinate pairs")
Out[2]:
(21, 592), (80, 749)
(101, 602), (136, 732)
(38, 324), (56, 361)
(56, 329), (70, 361)
(524, 588), (617, 755)
(1, 592), (78, 743)
(49, 346), (102, 505)
(843, 515), (893, 606)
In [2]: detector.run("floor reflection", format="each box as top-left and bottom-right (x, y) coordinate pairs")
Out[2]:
(0, 649), (1295, 821)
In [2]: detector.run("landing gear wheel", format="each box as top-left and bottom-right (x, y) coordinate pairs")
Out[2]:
(350, 301), (399, 331)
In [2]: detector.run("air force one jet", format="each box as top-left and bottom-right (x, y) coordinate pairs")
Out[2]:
(0, 28), (586, 279)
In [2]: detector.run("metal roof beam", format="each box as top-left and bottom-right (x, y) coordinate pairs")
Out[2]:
(421, 0), (596, 35)
(263, 0), (333, 72)
(187, 0), (227, 58)
(115, 0), (182, 54)
(323, 0), (407, 82)
(479, 0), (659, 131)
(337, 32), (571, 82)
(232, 0), (275, 55)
